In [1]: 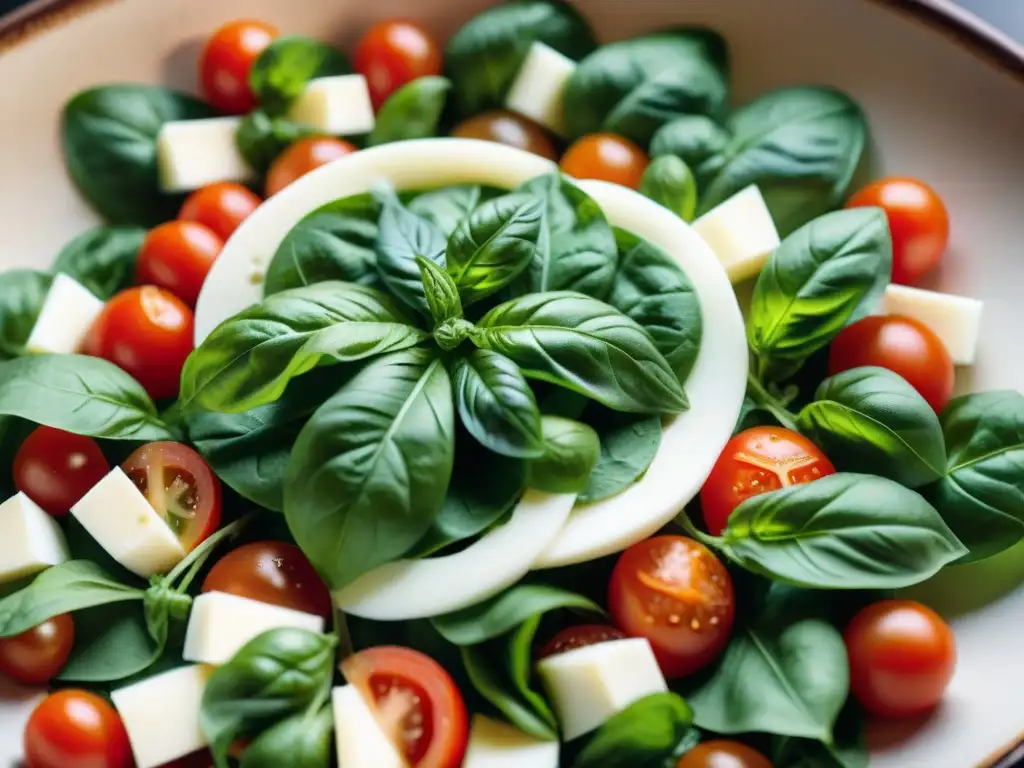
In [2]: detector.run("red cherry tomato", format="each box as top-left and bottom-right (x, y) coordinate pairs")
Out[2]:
(560, 133), (649, 190)
(199, 20), (278, 114)
(700, 426), (836, 536)
(265, 137), (358, 197)
(676, 740), (773, 768)
(0, 613), (74, 685)
(23, 689), (132, 768)
(136, 221), (223, 307)
(84, 286), (194, 401)
(608, 536), (735, 679)
(13, 427), (109, 517)
(354, 20), (443, 110)
(828, 315), (954, 413)
(121, 442), (222, 552)
(202, 541), (332, 622)
(538, 625), (626, 659)
(342, 646), (469, 768)
(179, 182), (262, 241)
(845, 599), (956, 718)
(451, 110), (558, 161)
(846, 177), (949, 285)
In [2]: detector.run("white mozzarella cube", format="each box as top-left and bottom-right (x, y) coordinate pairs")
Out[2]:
(693, 185), (781, 283)
(0, 492), (69, 584)
(505, 42), (577, 137)
(537, 637), (667, 741)
(463, 715), (559, 768)
(332, 684), (406, 768)
(157, 116), (256, 193)
(112, 664), (213, 768)
(70, 467), (185, 578)
(288, 75), (375, 136)
(879, 284), (984, 366)
(24, 273), (104, 355)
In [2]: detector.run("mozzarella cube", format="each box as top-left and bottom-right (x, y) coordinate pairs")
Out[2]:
(333, 684), (406, 768)
(288, 75), (375, 136)
(879, 284), (983, 366)
(112, 664), (213, 768)
(157, 116), (256, 193)
(537, 637), (667, 741)
(70, 467), (185, 578)
(24, 273), (104, 355)
(0, 492), (69, 584)
(463, 715), (559, 768)
(505, 42), (577, 137)
(693, 185), (780, 283)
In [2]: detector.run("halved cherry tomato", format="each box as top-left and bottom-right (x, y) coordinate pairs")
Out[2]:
(676, 740), (773, 768)
(608, 536), (735, 679)
(84, 286), (194, 401)
(13, 427), (109, 516)
(265, 137), (358, 197)
(451, 110), (558, 161)
(700, 426), (836, 536)
(136, 221), (223, 307)
(199, 20), (278, 114)
(23, 689), (132, 768)
(354, 20), (443, 110)
(538, 624), (626, 659)
(343, 646), (469, 768)
(0, 613), (74, 685)
(121, 442), (222, 552)
(179, 182), (262, 241)
(560, 133), (649, 190)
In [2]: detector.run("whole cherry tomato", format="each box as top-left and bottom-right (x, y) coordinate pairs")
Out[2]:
(199, 20), (278, 114)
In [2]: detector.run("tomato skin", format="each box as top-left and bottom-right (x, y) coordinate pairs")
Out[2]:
(608, 536), (735, 679)
(354, 20), (443, 110)
(846, 177), (949, 285)
(700, 426), (836, 536)
(202, 541), (332, 622)
(845, 599), (955, 718)
(23, 689), (132, 768)
(199, 20), (278, 114)
(265, 137), (358, 197)
(560, 133), (649, 190)
(538, 625), (626, 659)
(13, 427), (109, 517)
(828, 315), (954, 412)
(0, 614), (74, 685)
(451, 111), (558, 161)
(136, 221), (223, 307)
(676, 740), (773, 767)
(179, 182), (261, 241)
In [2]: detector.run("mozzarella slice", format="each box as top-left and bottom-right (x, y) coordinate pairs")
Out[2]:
(0, 492), (69, 584)
(332, 685), (407, 768)
(157, 116), (256, 193)
(288, 74), (375, 136)
(505, 42), (576, 137)
(879, 284), (983, 365)
(537, 638), (667, 741)
(463, 715), (559, 768)
(24, 273), (104, 355)
(70, 467), (185, 578)
(692, 185), (780, 283)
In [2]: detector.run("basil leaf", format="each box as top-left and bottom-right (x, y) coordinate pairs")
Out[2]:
(249, 36), (351, 116)
(525, 415), (600, 493)
(573, 693), (694, 768)
(375, 195), (448, 313)
(368, 76), (452, 146)
(51, 226), (146, 299)
(57, 601), (164, 683)
(285, 349), (455, 588)
(649, 115), (730, 189)
(474, 292), (689, 414)
(580, 408), (662, 503)
(640, 155), (697, 222)
(418, 256), (463, 326)
(719, 473), (968, 589)
(236, 110), (321, 174)
(773, 700), (867, 768)
(0, 270), (52, 359)
(240, 707), (333, 768)
(181, 282), (426, 413)
(409, 185), (502, 236)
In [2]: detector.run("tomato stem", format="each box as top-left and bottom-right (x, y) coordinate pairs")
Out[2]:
(165, 514), (252, 591)
(745, 373), (800, 432)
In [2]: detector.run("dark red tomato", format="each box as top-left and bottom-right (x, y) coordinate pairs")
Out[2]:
(676, 740), (774, 768)
(343, 646), (469, 768)
(121, 442), (222, 552)
(846, 177), (949, 285)
(538, 625), (627, 659)
(158, 750), (214, 768)
(0, 614), (74, 685)
(354, 20), (443, 110)
(84, 286), (194, 401)
(202, 541), (332, 622)
(700, 426), (836, 536)
(828, 315), (954, 413)
(199, 20), (278, 114)
(451, 111), (558, 161)
(23, 689), (132, 768)
(265, 137), (358, 197)
(559, 133), (649, 190)
(179, 182), (262, 241)
(845, 599), (956, 718)
(13, 427), (109, 517)
(136, 221), (223, 307)
(608, 536), (735, 679)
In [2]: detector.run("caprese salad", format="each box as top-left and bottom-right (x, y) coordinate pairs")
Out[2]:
(0, 2), (1015, 768)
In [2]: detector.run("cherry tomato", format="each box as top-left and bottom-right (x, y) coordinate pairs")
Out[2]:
(265, 137), (358, 197)
(202, 541), (332, 622)
(343, 646), (468, 768)
(451, 111), (558, 161)
(13, 427), (109, 517)
(608, 536), (735, 679)
(0, 614), (74, 685)
(846, 177), (949, 285)
(354, 20), (443, 110)
(121, 442), (222, 552)
(179, 182), (262, 241)
(23, 689), (132, 768)
(700, 426), (836, 536)
(828, 315), (954, 413)
(676, 740), (773, 768)
(136, 221), (223, 307)
(158, 750), (215, 768)
(199, 20), (278, 114)
(560, 133), (649, 190)
(538, 625), (627, 659)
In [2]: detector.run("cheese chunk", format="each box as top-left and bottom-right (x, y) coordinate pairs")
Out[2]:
(0, 492), (69, 584)
(537, 638), (667, 741)
(112, 664), (212, 768)
(880, 284), (983, 366)
(70, 467), (185, 578)
(333, 684), (406, 768)
(693, 185), (780, 283)
(157, 116), (256, 193)
(505, 42), (576, 136)
(183, 591), (325, 665)
(463, 715), (559, 768)
(24, 273), (104, 355)
(288, 74), (375, 136)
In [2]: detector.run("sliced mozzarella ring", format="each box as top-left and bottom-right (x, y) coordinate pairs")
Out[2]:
(505, 42), (576, 137)
(693, 185), (780, 283)
(879, 283), (983, 366)
(463, 715), (559, 768)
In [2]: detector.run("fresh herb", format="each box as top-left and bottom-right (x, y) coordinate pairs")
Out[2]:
(50, 226), (146, 299)
(418, 256), (463, 327)
(249, 36), (351, 116)
(649, 115), (730, 189)
(573, 693), (694, 768)
(640, 155), (698, 222)
(235, 110), (321, 174)
(375, 192), (448, 314)
(0, 270), (52, 359)
(525, 415), (601, 493)
(579, 408), (662, 503)
(368, 76), (452, 146)
(772, 700), (868, 768)
(409, 185), (502, 235)
(240, 707), (334, 768)
(56, 601), (164, 682)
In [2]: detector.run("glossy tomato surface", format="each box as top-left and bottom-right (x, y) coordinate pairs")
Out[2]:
(136, 221), (223, 307)
(23, 689), (132, 768)
(0, 613), (74, 685)
(560, 133), (649, 189)
(265, 137), (358, 197)
(199, 19), (278, 113)
(354, 20), (443, 110)
(13, 427), (109, 516)
(451, 111), (558, 160)
(179, 182), (261, 241)
(676, 740), (774, 768)
(538, 625), (627, 659)
(608, 536), (735, 678)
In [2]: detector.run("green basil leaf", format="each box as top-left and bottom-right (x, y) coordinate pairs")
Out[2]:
(0, 270), (52, 359)
(639, 156), (697, 222)
(368, 76), (452, 146)
(525, 415), (600, 493)
(573, 693), (694, 768)
(285, 349), (455, 588)
(375, 195), (448, 313)
(579, 407), (662, 503)
(181, 282), (426, 413)
(772, 700), (868, 768)
(649, 115), (730, 189)
(249, 36), (351, 116)
(51, 226), (146, 299)
(240, 706), (333, 768)
(418, 256), (463, 326)
(56, 601), (163, 682)
(0, 417), (33, 498)
(408, 185), (502, 236)
(236, 110), (321, 174)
